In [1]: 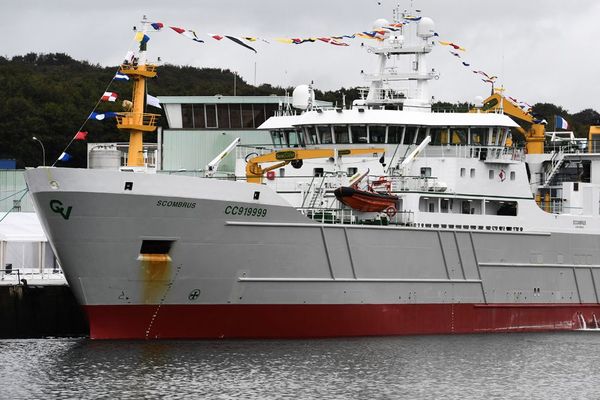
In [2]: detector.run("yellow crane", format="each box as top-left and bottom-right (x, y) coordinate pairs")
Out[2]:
(478, 92), (546, 154)
(245, 148), (385, 184)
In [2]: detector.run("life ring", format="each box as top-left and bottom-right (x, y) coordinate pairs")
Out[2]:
(384, 206), (397, 218)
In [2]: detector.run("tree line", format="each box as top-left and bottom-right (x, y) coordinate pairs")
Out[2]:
(0, 53), (598, 168)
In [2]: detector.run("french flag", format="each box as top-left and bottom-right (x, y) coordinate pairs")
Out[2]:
(101, 92), (118, 102)
(555, 116), (569, 130)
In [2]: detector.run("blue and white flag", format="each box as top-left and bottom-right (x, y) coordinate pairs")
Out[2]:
(114, 72), (130, 81)
(58, 152), (71, 162)
(89, 112), (118, 121)
(555, 115), (569, 130)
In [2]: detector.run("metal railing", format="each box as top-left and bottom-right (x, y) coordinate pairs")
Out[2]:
(298, 207), (415, 226)
(116, 112), (160, 130)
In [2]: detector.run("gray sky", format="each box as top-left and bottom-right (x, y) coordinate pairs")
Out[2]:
(4, 0), (599, 112)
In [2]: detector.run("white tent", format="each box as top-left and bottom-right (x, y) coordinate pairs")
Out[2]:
(0, 212), (57, 274)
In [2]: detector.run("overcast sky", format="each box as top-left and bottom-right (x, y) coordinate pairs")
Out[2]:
(3, 0), (599, 112)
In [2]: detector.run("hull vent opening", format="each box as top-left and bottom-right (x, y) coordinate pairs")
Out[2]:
(138, 240), (174, 262)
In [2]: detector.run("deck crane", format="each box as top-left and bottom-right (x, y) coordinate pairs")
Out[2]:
(478, 92), (546, 154)
(245, 148), (385, 184)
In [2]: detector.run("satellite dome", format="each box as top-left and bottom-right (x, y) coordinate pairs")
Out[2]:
(373, 18), (389, 30)
(417, 17), (435, 38)
(292, 85), (314, 110)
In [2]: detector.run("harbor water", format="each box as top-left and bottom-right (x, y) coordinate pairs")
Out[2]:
(2, 333), (600, 399)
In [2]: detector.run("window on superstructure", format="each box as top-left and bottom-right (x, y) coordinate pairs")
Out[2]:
(470, 168), (476, 178)
(469, 128), (487, 146)
(489, 170), (494, 179)
(430, 128), (450, 145)
(313, 168), (324, 177)
(205, 104), (217, 128)
(461, 201), (471, 214)
(305, 126), (319, 144)
(217, 104), (230, 129)
(347, 167), (358, 176)
(319, 126), (333, 144)
(241, 104), (254, 128)
(510, 171), (515, 181)
(415, 129), (428, 145)
(460, 168), (466, 177)
(388, 126), (403, 144)
(271, 131), (285, 146)
(333, 125), (349, 144)
(193, 104), (206, 128)
(181, 104), (193, 128)
(286, 130), (303, 147)
(404, 127), (417, 144)
(441, 199), (449, 213)
(490, 127), (503, 146)
(351, 125), (368, 144)
(485, 200), (518, 216)
(369, 126), (387, 144)
(230, 104), (242, 128)
(450, 127), (468, 145)
(420, 167), (431, 177)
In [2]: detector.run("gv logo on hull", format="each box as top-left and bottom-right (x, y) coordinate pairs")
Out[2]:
(50, 200), (72, 220)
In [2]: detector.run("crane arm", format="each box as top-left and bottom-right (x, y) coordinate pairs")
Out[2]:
(480, 92), (546, 154)
(246, 148), (385, 183)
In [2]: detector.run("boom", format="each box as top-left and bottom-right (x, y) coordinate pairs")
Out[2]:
(246, 148), (385, 183)
(480, 92), (546, 154)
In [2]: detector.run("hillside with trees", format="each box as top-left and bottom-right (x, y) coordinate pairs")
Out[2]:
(1, 53), (598, 168)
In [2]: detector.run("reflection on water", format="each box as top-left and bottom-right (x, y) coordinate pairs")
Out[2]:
(2, 333), (600, 399)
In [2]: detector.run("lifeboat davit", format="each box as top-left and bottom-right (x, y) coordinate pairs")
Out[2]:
(334, 186), (399, 216)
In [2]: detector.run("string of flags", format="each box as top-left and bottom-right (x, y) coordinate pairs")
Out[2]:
(56, 14), (534, 163)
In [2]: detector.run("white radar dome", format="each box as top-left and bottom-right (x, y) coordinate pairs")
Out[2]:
(417, 17), (435, 38)
(292, 85), (314, 110)
(372, 18), (389, 30)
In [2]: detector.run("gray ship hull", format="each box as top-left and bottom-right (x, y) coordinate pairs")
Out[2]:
(25, 168), (600, 339)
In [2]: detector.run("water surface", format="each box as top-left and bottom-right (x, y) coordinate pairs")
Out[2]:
(2, 333), (599, 399)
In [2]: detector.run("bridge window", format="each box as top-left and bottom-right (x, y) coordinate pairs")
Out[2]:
(369, 126), (387, 144)
(415, 129), (428, 145)
(351, 125), (368, 143)
(450, 127), (468, 145)
(469, 127), (488, 145)
(332, 125), (348, 144)
(271, 131), (285, 146)
(388, 125), (403, 144)
(318, 126), (332, 144)
(404, 127), (418, 144)
(430, 128), (449, 145)
(304, 126), (318, 144)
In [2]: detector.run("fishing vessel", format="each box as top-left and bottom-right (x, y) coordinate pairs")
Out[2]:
(25, 11), (600, 339)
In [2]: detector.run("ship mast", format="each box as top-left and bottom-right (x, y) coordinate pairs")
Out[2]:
(357, 7), (437, 112)
(117, 16), (159, 167)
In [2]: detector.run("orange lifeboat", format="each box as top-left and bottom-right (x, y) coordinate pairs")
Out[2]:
(334, 186), (398, 216)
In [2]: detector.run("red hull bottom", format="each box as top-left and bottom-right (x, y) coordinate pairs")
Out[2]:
(84, 303), (600, 340)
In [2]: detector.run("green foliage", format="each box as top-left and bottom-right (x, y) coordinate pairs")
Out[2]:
(0, 53), (598, 167)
